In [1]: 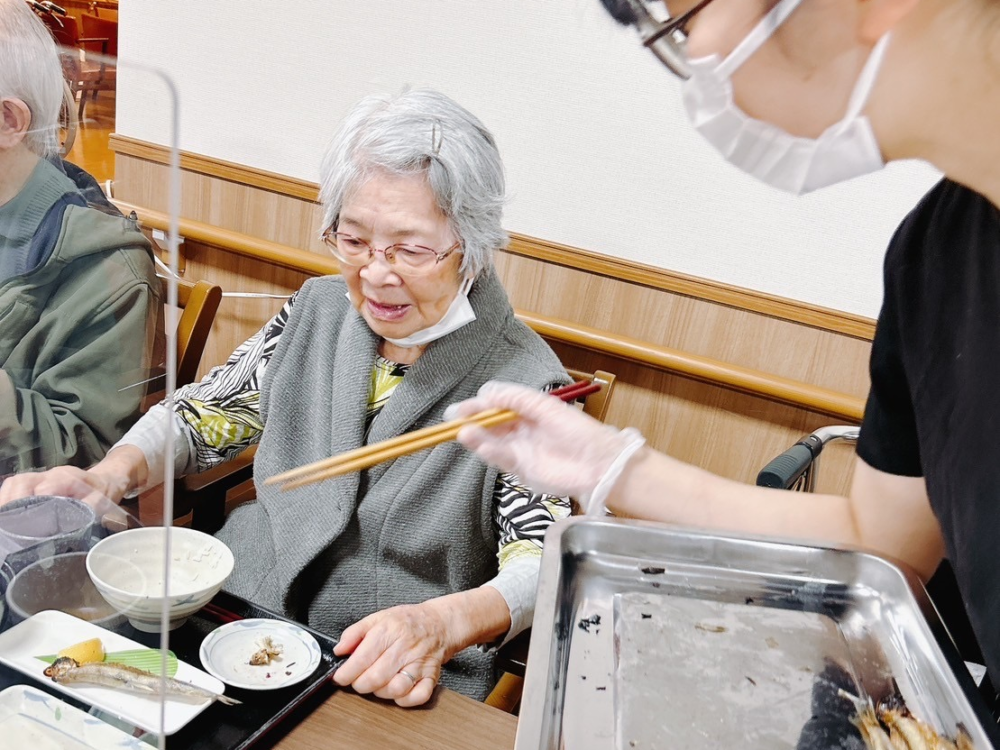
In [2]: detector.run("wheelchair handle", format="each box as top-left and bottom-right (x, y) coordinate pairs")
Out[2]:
(756, 441), (820, 489)
(756, 426), (860, 490)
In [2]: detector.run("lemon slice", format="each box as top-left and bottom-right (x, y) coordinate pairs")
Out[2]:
(56, 637), (105, 665)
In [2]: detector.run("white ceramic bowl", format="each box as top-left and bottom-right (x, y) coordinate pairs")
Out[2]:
(86, 527), (234, 632)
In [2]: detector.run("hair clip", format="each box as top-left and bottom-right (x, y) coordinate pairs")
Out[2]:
(431, 121), (443, 155)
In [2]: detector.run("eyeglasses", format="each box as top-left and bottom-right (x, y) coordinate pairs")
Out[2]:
(622, 0), (719, 80)
(322, 229), (462, 275)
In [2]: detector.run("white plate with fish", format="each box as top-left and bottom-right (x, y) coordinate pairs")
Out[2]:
(0, 610), (234, 735)
(199, 618), (322, 690)
(0, 684), (146, 749)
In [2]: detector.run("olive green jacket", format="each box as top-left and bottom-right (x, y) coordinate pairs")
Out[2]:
(0, 201), (157, 475)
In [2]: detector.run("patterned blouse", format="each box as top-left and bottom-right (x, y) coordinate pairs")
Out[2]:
(169, 293), (570, 571)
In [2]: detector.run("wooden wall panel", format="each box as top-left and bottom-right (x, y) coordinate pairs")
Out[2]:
(115, 154), (326, 252)
(117, 149), (869, 496)
(492, 252), (871, 399)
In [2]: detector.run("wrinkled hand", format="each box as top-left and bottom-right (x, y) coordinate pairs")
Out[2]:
(0, 464), (128, 512)
(449, 381), (637, 503)
(333, 601), (456, 707)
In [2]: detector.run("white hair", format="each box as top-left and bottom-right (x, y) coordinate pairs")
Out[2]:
(319, 89), (507, 277)
(0, 0), (63, 157)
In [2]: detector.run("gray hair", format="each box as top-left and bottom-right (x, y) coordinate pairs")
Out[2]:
(319, 89), (506, 277)
(0, 0), (63, 157)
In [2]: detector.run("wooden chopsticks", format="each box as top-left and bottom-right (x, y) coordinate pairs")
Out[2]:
(265, 380), (601, 491)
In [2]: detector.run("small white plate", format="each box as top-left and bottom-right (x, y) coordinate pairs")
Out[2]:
(199, 618), (322, 691)
(0, 610), (228, 735)
(0, 684), (146, 749)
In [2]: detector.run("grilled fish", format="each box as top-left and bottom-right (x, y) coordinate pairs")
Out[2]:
(847, 693), (974, 750)
(43, 656), (241, 706)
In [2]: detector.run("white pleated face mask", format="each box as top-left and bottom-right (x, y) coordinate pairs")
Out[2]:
(681, 0), (890, 195)
(378, 275), (477, 349)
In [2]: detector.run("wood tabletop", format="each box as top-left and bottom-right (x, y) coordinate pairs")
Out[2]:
(267, 685), (518, 750)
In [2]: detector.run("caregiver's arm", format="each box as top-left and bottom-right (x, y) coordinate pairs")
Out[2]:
(456, 382), (946, 582)
(606, 450), (944, 580)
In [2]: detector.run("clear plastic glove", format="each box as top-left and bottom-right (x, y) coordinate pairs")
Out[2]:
(333, 601), (452, 708)
(449, 381), (645, 509)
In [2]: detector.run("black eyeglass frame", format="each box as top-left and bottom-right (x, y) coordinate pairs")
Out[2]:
(621, 0), (719, 80)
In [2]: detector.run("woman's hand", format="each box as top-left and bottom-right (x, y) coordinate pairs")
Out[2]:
(332, 600), (455, 707)
(332, 586), (512, 707)
(0, 445), (146, 510)
(450, 381), (641, 504)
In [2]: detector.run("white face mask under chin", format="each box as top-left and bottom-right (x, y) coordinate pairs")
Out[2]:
(681, 0), (890, 196)
(374, 275), (477, 349)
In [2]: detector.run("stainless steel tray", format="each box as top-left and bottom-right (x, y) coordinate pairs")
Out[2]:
(516, 518), (999, 749)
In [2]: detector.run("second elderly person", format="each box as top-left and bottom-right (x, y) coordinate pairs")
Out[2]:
(0, 0), (158, 478)
(1, 89), (572, 705)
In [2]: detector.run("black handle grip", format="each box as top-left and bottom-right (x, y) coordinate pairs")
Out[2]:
(756, 444), (815, 489)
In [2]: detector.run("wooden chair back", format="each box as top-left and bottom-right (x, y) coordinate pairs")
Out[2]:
(41, 12), (117, 119)
(565, 368), (616, 423)
(39, 12), (80, 47)
(80, 13), (118, 58)
(159, 276), (223, 388)
(115, 276), (222, 529)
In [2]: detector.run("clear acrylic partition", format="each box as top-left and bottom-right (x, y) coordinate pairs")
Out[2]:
(0, 12), (185, 748)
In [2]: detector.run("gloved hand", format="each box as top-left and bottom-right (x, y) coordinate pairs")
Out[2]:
(449, 381), (645, 510)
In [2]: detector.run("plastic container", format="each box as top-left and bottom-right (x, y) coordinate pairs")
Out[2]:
(6, 551), (122, 627)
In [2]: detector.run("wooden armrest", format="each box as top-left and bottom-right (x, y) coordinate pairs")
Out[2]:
(177, 446), (257, 533)
(485, 673), (524, 714)
(180, 446), (256, 493)
(78, 36), (109, 53)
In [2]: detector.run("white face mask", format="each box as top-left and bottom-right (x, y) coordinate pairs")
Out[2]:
(681, 0), (890, 195)
(358, 275), (477, 349)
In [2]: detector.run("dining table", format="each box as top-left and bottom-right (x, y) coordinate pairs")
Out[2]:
(267, 685), (518, 750)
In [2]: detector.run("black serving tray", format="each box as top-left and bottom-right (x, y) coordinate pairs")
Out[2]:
(0, 589), (341, 749)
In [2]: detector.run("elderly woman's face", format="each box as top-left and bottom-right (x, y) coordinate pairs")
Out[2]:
(338, 171), (464, 344)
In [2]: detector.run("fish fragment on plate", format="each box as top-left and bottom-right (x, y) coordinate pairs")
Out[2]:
(249, 635), (283, 666)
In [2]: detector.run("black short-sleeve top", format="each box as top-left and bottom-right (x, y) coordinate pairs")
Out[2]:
(857, 178), (1000, 679)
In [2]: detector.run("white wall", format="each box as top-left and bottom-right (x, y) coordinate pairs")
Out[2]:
(116, 0), (940, 319)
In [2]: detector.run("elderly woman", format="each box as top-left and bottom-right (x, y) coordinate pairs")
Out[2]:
(0, 0), (157, 476)
(1, 89), (571, 704)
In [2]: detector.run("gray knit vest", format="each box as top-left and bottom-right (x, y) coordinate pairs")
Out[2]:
(216, 269), (568, 699)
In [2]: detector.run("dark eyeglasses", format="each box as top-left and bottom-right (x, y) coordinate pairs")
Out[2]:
(621, 0), (719, 80)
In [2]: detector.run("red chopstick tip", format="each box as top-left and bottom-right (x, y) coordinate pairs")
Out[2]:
(552, 380), (601, 403)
